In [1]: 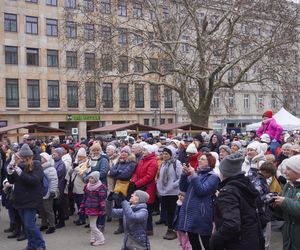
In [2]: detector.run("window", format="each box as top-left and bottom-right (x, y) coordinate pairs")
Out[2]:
(66, 21), (76, 38)
(144, 118), (149, 125)
(65, 0), (76, 8)
(164, 87), (173, 108)
(66, 51), (77, 68)
(47, 50), (59, 67)
(149, 9), (156, 21)
(228, 70), (234, 82)
(27, 80), (40, 108)
(85, 52), (95, 70)
(119, 84), (129, 108)
(26, 48), (39, 66)
(85, 82), (96, 108)
(135, 84), (144, 108)
(133, 2), (142, 18)
(26, 0), (38, 3)
(162, 6), (169, 20)
(102, 54), (112, 71)
(48, 80), (59, 108)
(26, 16), (38, 34)
(118, 56), (128, 73)
(168, 118), (173, 124)
(101, 25), (111, 42)
(101, 0), (111, 14)
(84, 0), (94, 11)
(228, 93), (235, 108)
(5, 46), (18, 64)
(67, 82), (78, 108)
(258, 94), (264, 110)
(4, 13), (17, 32)
(84, 24), (94, 40)
(213, 94), (220, 109)
(46, 19), (58, 36)
(118, 28), (127, 45)
(243, 94), (250, 110)
(162, 60), (173, 72)
(181, 35), (189, 53)
(150, 85), (159, 108)
(134, 57), (143, 73)
(46, 0), (57, 6)
(271, 94), (277, 109)
(118, 0), (127, 16)
(6, 79), (19, 107)
(103, 83), (113, 108)
(149, 58), (158, 71)
(133, 31), (143, 46)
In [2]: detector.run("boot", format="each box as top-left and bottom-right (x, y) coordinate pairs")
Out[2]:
(163, 229), (177, 240)
(17, 233), (27, 241)
(4, 223), (16, 233)
(55, 222), (65, 229)
(45, 227), (55, 234)
(40, 225), (48, 231)
(113, 227), (124, 234)
(7, 230), (19, 239)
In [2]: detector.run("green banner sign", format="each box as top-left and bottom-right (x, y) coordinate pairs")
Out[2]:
(66, 115), (100, 121)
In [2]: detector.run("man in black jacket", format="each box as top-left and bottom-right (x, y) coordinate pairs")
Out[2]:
(210, 154), (263, 250)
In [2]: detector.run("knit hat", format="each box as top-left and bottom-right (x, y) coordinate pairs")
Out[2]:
(121, 146), (131, 155)
(134, 190), (150, 204)
(263, 110), (273, 118)
(11, 143), (20, 153)
(17, 144), (33, 158)
(260, 134), (271, 144)
(247, 141), (261, 154)
(88, 171), (100, 181)
(60, 144), (70, 151)
(170, 139), (180, 148)
(219, 145), (232, 155)
(219, 154), (245, 177)
(186, 143), (198, 154)
(285, 155), (300, 175)
(291, 144), (300, 153)
(106, 144), (117, 152)
(54, 147), (65, 156)
(90, 142), (101, 151)
(231, 141), (242, 149)
(143, 144), (155, 154)
(40, 152), (52, 163)
(77, 147), (87, 157)
(260, 143), (269, 154)
(193, 134), (204, 143)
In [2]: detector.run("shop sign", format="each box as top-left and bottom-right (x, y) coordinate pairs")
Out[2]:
(66, 115), (100, 121)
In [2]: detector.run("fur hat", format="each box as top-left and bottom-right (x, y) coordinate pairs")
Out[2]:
(219, 154), (244, 177)
(17, 144), (33, 158)
(121, 146), (131, 155)
(247, 141), (262, 154)
(263, 110), (273, 118)
(77, 147), (87, 157)
(186, 143), (198, 154)
(285, 155), (300, 175)
(88, 171), (100, 181)
(134, 190), (150, 204)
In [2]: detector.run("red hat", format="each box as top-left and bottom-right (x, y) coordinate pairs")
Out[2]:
(60, 144), (70, 151)
(263, 110), (273, 118)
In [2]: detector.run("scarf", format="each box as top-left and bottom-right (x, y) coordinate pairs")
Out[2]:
(87, 180), (102, 191)
(162, 160), (174, 186)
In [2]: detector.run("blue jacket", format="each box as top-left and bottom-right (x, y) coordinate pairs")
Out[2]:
(54, 158), (66, 197)
(84, 154), (109, 185)
(178, 169), (219, 235)
(109, 155), (136, 181)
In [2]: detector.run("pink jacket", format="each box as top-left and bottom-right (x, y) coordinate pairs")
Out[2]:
(257, 118), (283, 142)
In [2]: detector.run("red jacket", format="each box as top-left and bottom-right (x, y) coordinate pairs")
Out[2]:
(131, 153), (158, 204)
(188, 151), (202, 171)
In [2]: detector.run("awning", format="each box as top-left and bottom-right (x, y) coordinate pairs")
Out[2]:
(88, 122), (157, 133)
(155, 122), (211, 132)
(215, 119), (261, 124)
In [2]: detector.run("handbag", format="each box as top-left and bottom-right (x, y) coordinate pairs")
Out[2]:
(125, 234), (148, 250)
(114, 180), (130, 196)
(269, 176), (282, 193)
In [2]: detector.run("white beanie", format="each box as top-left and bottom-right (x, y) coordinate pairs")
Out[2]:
(260, 143), (268, 154)
(77, 147), (87, 157)
(285, 155), (300, 175)
(247, 141), (261, 154)
(260, 134), (271, 144)
(186, 143), (198, 154)
(143, 144), (155, 154)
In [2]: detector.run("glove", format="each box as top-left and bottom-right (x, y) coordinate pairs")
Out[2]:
(272, 139), (277, 143)
(209, 235), (223, 250)
(15, 166), (22, 176)
(278, 175), (287, 185)
(114, 192), (126, 207)
(50, 192), (56, 198)
(107, 191), (115, 201)
(6, 165), (14, 175)
(127, 182), (137, 196)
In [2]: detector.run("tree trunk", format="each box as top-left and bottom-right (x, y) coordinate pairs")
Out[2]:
(187, 108), (210, 127)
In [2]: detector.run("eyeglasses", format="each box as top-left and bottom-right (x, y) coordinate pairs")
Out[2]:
(198, 157), (207, 161)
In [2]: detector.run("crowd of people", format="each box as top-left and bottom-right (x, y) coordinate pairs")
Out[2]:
(0, 110), (300, 250)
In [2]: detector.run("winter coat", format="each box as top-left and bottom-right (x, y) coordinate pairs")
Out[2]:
(242, 151), (265, 182)
(71, 160), (89, 194)
(107, 200), (150, 250)
(188, 151), (202, 171)
(31, 145), (41, 162)
(211, 174), (261, 250)
(109, 154), (136, 182)
(131, 153), (158, 204)
(83, 154), (110, 185)
(272, 181), (300, 250)
(42, 161), (58, 199)
(178, 169), (220, 235)
(54, 158), (66, 197)
(7, 160), (44, 210)
(257, 117), (283, 142)
(156, 159), (182, 196)
(80, 183), (107, 216)
(207, 133), (223, 154)
(62, 153), (72, 174)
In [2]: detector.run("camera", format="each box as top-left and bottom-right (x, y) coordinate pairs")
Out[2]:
(266, 192), (278, 204)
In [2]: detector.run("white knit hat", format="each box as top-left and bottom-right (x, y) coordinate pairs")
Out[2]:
(186, 143), (197, 154)
(247, 141), (261, 154)
(143, 144), (155, 154)
(77, 147), (87, 157)
(285, 155), (300, 175)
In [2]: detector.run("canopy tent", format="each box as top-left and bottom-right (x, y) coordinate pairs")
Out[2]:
(88, 122), (157, 134)
(246, 108), (300, 131)
(155, 122), (211, 133)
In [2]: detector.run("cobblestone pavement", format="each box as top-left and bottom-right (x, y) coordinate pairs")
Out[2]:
(0, 208), (282, 250)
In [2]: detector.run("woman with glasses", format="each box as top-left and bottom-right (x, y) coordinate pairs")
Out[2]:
(177, 152), (219, 250)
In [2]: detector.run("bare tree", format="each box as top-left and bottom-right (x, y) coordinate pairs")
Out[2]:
(61, 0), (300, 126)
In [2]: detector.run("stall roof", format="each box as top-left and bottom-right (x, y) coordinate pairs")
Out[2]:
(155, 122), (211, 132)
(0, 123), (66, 134)
(88, 122), (157, 133)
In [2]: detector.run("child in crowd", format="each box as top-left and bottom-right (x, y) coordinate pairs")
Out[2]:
(80, 171), (106, 246)
(107, 190), (151, 250)
(173, 192), (192, 250)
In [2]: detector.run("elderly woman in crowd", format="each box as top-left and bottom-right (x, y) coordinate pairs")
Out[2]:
(178, 152), (220, 250)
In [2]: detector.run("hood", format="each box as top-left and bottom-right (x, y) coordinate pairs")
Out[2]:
(131, 202), (148, 211)
(118, 153), (136, 163)
(209, 133), (223, 145)
(40, 152), (54, 169)
(244, 150), (265, 165)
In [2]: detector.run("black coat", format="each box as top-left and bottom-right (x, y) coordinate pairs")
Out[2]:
(211, 174), (263, 250)
(7, 160), (44, 210)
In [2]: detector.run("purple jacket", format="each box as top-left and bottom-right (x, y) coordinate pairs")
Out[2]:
(257, 118), (283, 142)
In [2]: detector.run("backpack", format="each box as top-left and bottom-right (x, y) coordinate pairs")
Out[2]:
(42, 173), (49, 197)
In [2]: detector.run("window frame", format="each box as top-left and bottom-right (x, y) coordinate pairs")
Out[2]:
(46, 18), (58, 37)
(25, 16), (38, 35)
(164, 87), (173, 108)
(84, 23), (94, 40)
(84, 52), (96, 70)
(100, 0), (111, 14)
(102, 83), (113, 108)
(66, 51), (77, 68)
(47, 49), (59, 67)
(118, 0), (127, 16)
(26, 48), (39, 66)
(65, 21), (77, 38)
(5, 46), (18, 65)
(135, 84), (144, 108)
(46, 0), (57, 6)
(119, 83), (129, 108)
(67, 82), (78, 108)
(4, 13), (17, 32)
(27, 80), (40, 108)
(150, 85), (159, 108)
(133, 2), (142, 18)
(118, 55), (128, 73)
(6, 78), (19, 108)
(47, 80), (60, 108)
(85, 82), (96, 108)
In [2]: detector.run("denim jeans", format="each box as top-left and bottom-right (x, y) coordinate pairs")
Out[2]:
(19, 208), (45, 249)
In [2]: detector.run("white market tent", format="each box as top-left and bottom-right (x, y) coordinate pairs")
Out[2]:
(246, 108), (300, 131)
